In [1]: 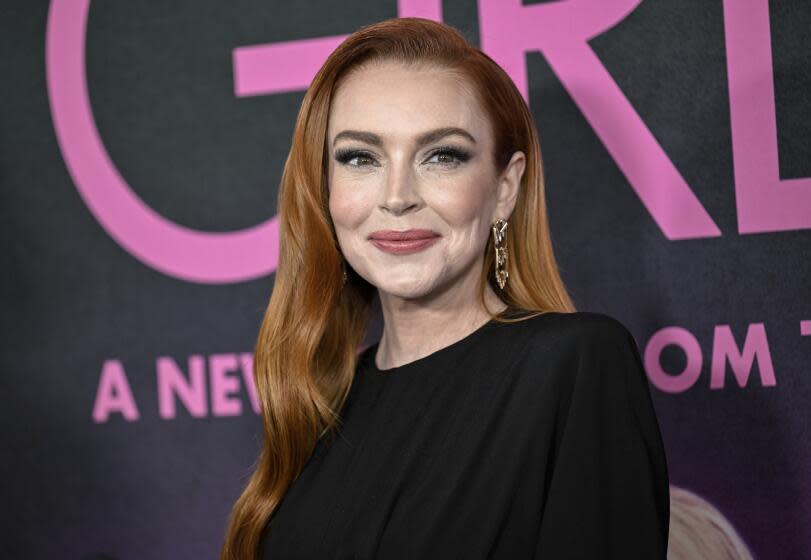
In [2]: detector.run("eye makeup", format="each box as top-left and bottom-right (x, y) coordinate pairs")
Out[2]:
(334, 148), (378, 167)
(422, 145), (473, 165)
(333, 145), (472, 168)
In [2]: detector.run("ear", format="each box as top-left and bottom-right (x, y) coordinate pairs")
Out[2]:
(492, 150), (526, 222)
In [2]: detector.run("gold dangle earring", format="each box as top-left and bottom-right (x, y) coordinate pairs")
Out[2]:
(341, 258), (348, 286)
(492, 218), (509, 290)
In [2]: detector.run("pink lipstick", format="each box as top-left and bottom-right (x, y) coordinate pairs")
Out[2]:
(368, 229), (441, 255)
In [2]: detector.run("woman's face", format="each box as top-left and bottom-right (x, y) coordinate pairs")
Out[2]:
(326, 60), (524, 303)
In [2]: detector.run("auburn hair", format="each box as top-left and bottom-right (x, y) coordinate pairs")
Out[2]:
(221, 16), (575, 559)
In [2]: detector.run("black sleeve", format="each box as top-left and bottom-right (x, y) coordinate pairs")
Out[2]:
(534, 317), (670, 559)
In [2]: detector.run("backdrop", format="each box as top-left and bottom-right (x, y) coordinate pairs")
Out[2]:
(2, 1), (809, 558)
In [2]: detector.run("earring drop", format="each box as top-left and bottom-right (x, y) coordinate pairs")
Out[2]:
(492, 219), (509, 290)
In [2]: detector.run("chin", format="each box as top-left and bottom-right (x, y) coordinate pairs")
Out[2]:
(373, 277), (438, 301)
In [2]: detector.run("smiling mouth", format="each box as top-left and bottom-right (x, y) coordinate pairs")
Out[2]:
(367, 228), (441, 255)
(369, 236), (440, 255)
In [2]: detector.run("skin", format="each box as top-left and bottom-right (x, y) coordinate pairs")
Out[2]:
(326, 60), (526, 370)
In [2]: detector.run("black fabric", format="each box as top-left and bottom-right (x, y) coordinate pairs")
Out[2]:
(260, 310), (670, 559)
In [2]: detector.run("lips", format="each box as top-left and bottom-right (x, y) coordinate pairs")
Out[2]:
(368, 229), (441, 255)
(368, 229), (440, 241)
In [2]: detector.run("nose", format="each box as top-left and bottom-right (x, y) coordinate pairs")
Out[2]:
(380, 159), (420, 215)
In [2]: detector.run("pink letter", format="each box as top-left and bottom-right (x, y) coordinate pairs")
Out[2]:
(478, 0), (720, 240)
(233, 0), (442, 96)
(723, 0), (811, 234)
(240, 353), (261, 414)
(644, 327), (703, 394)
(157, 355), (208, 419)
(210, 354), (242, 416)
(92, 359), (140, 423)
(46, 0), (280, 284)
(711, 324), (776, 389)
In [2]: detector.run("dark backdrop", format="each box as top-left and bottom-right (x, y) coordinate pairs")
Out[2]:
(2, 1), (809, 558)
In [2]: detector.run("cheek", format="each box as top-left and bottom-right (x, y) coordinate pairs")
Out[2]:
(427, 175), (493, 229)
(329, 179), (371, 229)
(426, 175), (496, 259)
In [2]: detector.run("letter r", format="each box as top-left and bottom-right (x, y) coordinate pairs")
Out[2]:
(478, 0), (721, 240)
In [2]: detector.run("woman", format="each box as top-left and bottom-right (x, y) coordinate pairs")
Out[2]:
(222, 17), (669, 559)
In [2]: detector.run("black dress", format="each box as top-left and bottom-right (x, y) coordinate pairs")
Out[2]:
(259, 310), (670, 559)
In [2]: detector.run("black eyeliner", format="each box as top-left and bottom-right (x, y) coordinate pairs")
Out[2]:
(427, 145), (472, 163)
(334, 148), (376, 165)
(333, 145), (472, 166)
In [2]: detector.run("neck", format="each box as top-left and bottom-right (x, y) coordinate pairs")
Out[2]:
(375, 276), (508, 370)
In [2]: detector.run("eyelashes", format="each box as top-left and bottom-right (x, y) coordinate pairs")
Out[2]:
(428, 146), (471, 167)
(334, 146), (472, 169)
(334, 149), (377, 167)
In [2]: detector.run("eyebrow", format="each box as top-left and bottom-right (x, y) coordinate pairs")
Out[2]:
(332, 126), (477, 149)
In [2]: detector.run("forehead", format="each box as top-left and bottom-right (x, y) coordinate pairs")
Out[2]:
(327, 60), (490, 142)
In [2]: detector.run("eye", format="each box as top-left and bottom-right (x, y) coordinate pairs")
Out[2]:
(425, 146), (472, 167)
(334, 149), (378, 168)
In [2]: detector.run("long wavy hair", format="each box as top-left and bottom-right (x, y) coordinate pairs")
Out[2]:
(221, 16), (575, 559)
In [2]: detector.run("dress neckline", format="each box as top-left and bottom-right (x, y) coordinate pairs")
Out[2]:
(357, 308), (556, 376)
(362, 316), (505, 375)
